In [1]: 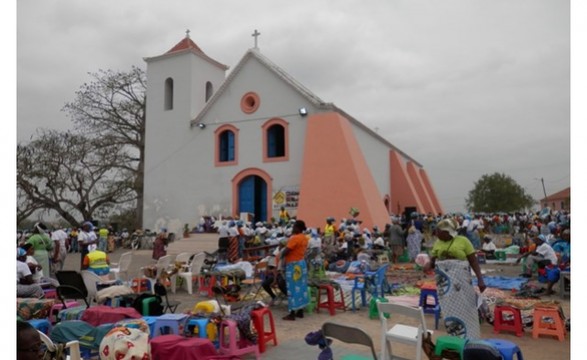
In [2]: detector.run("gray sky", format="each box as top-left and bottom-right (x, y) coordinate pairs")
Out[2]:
(15, 0), (571, 213)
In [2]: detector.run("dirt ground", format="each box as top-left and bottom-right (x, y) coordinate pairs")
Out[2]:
(61, 233), (571, 359)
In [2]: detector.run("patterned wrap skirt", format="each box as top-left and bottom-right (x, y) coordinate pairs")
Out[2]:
(285, 260), (309, 312)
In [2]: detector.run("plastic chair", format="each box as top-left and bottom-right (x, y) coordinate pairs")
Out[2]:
(218, 319), (260, 359)
(463, 340), (503, 360)
(321, 321), (378, 360)
(173, 252), (205, 294)
(28, 319), (52, 335)
(351, 263), (389, 312)
(419, 287), (441, 330)
(377, 301), (431, 360)
(493, 305), (524, 337)
(188, 317), (210, 339)
(153, 313), (189, 336)
(81, 270), (117, 304)
(39, 330), (82, 360)
(435, 335), (467, 358)
(199, 274), (218, 298)
(250, 307), (278, 353)
(532, 306), (566, 341)
(485, 339), (524, 360)
(140, 255), (173, 294)
(109, 251), (133, 282)
(316, 284), (346, 316)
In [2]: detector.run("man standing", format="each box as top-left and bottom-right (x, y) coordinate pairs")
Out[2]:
(50, 226), (68, 276)
(78, 221), (98, 269)
(82, 244), (111, 281)
(388, 217), (405, 264)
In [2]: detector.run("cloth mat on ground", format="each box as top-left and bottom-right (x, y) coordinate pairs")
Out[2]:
(472, 276), (529, 291)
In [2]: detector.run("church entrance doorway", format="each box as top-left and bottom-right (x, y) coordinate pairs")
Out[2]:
(238, 175), (267, 223)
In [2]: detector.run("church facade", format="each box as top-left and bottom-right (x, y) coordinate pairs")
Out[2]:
(142, 34), (443, 233)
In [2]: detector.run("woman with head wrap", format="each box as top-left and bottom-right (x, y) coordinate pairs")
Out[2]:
(26, 222), (53, 277)
(423, 218), (486, 339)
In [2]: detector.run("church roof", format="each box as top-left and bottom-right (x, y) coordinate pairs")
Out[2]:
(191, 48), (421, 167)
(144, 34), (229, 70)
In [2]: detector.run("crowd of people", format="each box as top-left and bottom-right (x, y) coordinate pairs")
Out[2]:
(212, 208), (570, 334)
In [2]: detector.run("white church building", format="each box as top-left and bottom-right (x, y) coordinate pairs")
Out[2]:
(142, 32), (442, 233)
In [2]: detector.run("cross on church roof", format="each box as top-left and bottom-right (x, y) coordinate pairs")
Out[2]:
(186, 29), (191, 38)
(252, 29), (261, 49)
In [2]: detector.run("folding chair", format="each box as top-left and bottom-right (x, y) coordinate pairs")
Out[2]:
(321, 321), (379, 360)
(241, 261), (268, 301)
(154, 282), (180, 313)
(56, 270), (91, 308)
(377, 302), (432, 360)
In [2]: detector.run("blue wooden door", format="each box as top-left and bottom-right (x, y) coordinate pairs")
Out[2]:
(238, 175), (267, 223)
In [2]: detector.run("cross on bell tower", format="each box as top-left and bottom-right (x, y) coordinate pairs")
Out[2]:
(251, 29), (261, 49)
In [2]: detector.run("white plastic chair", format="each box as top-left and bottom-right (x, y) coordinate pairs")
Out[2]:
(140, 255), (173, 294)
(39, 330), (82, 360)
(109, 251), (133, 282)
(174, 252), (194, 265)
(172, 252), (205, 294)
(377, 302), (432, 360)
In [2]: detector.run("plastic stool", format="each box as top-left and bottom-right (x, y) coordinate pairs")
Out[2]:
(306, 287), (317, 313)
(532, 306), (566, 341)
(218, 319), (260, 359)
(28, 319), (52, 335)
(493, 305), (524, 337)
(49, 300), (80, 323)
(434, 335), (467, 357)
(188, 317), (209, 339)
(43, 288), (57, 299)
(316, 284), (346, 316)
(485, 339), (524, 360)
(142, 316), (159, 338)
(251, 307), (278, 353)
(198, 275), (217, 297)
(419, 288), (441, 330)
(154, 313), (188, 336)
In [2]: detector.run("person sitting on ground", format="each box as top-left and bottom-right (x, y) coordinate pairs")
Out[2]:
(516, 234), (558, 279)
(481, 235), (497, 259)
(82, 244), (111, 281)
(17, 247), (44, 299)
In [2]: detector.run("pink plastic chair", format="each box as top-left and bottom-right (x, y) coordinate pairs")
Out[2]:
(218, 319), (260, 360)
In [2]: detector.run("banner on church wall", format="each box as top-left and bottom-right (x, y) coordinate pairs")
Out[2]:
(273, 186), (300, 210)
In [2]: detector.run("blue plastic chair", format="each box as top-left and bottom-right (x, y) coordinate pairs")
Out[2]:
(351, 263), (390, 312)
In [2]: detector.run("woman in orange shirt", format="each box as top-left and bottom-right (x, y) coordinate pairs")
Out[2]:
(280, 220), (309, 320)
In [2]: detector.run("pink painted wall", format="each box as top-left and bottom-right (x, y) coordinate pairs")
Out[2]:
(406, 161), (435, 214)
(419, 168), (444, 214)
(296, 112), (390, 230)
(389, 150), (424, 214)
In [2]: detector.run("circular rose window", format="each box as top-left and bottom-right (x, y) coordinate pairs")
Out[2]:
(240, 92), (260, 114)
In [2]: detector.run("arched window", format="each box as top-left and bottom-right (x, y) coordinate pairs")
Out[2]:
(219, 130), (235, 162)
(205, 81), (213, 102)
(262, 118), (289, 162)
(164, 78), (173, 110)
(214, 124), (239, 167)
(267, 125), (285, 158)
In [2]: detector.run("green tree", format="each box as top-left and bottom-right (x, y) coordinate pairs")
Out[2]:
(466, 173), (535, 213)
(62, 66), (146, 227)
